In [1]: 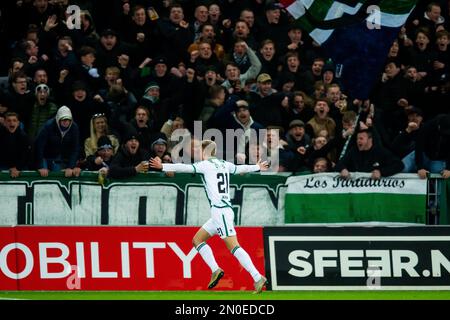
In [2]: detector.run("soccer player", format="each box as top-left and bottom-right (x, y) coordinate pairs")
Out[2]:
(149, 140), (269, 293)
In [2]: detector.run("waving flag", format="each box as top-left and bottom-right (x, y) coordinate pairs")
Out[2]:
(280, 0), (418, 99)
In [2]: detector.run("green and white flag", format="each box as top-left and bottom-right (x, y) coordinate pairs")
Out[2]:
(281, 0), (417, 44)
(285, 173), (427, 223)
(279, 0), (418, 99)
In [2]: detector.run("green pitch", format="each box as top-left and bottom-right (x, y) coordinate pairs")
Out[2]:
(1, 291), (450, 300)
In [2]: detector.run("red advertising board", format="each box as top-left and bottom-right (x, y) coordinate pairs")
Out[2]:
(0, 226), (264, 291)
(0, 227), (18, 290)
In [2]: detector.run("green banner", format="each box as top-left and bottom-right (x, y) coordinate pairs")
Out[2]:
(285, 173), (427, 224)
(1, 171), (446, 226)
(0, 171), (287, 226)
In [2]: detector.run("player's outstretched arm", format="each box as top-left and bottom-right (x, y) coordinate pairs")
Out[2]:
(233, 160), (270, 174)
(150, 157), (196, 173)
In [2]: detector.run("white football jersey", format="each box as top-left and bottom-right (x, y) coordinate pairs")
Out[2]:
(161, 159), (260, 208)
(193, 158), (235, 208)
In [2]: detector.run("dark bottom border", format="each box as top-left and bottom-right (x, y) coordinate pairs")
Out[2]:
(1, 300), (444, 319)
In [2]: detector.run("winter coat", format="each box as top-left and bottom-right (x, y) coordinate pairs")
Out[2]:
(109, 145), (151, 179)
(0, 125), (31, 170)
(35, 106), (80, 169)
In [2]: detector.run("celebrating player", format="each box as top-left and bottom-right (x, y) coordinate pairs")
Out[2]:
(149, 140), (269, 293)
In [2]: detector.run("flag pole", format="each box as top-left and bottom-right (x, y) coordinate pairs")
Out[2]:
(338, 101), (372, 160)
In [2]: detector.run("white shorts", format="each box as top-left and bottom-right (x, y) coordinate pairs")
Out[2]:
(202, 206), (236, 239)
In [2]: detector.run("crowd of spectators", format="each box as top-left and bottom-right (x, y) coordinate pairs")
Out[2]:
(0, 0), (449, 180)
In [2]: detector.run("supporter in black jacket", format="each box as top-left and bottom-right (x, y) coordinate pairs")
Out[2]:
(82, 135), (115, 172)
(156, 5), (194, 67)
(4, 72), (34, 131)
(121, 106), (160, 151)
(257, 39), (279, 80)
(335, 129), (404, 179)
(65, 81), (109, 144)
(414, 113), (450, 179)
(391, 107), (424, 172)
(121, 5), (159, 64)
(109, 132), (151, 179)
(0, 112), (31, 178)
(254, 3), (290, 49)
(95, 29), (133, 75)
(139, 78), (192, 132)
(247, 73), (288, 128)
(137, 57), (182, 99)
(285, 120), (311, 152)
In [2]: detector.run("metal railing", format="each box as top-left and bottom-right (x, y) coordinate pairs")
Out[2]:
(427, 175), (444, 225)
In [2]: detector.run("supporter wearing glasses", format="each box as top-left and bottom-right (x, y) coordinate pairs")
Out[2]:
(4, 72), (34, 134)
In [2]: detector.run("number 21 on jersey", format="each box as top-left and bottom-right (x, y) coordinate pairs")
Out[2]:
(217, 173), (229, 194)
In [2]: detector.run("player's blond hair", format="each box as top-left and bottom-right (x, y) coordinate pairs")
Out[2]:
(201, 140), (217, 157)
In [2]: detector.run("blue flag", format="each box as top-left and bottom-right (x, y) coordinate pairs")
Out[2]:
(281, 0), (418, 99)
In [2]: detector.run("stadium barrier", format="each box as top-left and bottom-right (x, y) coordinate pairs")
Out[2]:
(0, 226), (264, 291)
(264, 226), (450, 290)
(0, 171), (449, 226)
(2, 225), (450, 291)
(0, 171), (287, 226)
(285, 173), (428, 224)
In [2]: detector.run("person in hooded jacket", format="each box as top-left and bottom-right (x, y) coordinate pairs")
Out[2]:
(35, 106), (81, 177)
